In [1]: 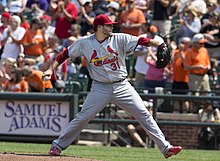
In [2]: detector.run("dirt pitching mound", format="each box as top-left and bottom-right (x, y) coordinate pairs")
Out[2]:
(0, 152), (101, 161)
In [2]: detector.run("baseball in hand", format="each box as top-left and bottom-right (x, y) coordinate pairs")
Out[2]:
(42, 75), (51, 81)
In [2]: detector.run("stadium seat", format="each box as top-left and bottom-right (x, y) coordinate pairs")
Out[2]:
(67, 73), (88, 92)
(63, 80), (81, 94)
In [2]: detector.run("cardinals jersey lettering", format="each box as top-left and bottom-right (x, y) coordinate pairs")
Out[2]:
(68, 33), (139, 82)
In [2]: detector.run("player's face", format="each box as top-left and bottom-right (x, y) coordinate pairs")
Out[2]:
(102, 24), (113, 36)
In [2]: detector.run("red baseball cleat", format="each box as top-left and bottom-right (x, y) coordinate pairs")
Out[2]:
(49, 146), (61, 156)
(164, 146), (182, 159)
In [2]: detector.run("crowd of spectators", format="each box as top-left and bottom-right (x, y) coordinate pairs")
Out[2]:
(0, 0), (220, 97)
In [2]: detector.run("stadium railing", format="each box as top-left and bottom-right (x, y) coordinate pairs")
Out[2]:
(75, 92), (220, 127)
(1, 92), (220, 146)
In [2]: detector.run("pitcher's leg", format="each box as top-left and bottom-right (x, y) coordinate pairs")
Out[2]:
(52, 83), (112, 150)
(113, 82), (171, 153)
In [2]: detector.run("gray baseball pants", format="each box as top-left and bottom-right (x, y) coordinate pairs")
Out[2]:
(52, 80), (171, 154)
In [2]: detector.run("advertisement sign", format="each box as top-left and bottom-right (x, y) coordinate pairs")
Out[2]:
(0, 100), (70, 136)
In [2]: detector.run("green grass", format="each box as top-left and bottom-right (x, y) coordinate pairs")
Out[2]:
(0, 142), (220, 161)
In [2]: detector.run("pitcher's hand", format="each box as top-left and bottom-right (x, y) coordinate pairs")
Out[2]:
(42, 69), (53, 81)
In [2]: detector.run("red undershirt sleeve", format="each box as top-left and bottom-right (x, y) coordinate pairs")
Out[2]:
(55, 48), (69, 65)
(137, 37), (151, 47)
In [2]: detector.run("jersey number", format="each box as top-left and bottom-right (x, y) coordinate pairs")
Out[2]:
(110, 61), (120, 71)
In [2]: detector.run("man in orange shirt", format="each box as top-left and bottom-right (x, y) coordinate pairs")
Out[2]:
(184, 34), (211, 95)
(22, 66), (54, 92)
(172, 37), (191, 113)
(119, 0), (146, 36)
(20, 18), (47, 65)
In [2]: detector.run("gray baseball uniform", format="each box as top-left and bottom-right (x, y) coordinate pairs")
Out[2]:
(52, 33), (171, 154)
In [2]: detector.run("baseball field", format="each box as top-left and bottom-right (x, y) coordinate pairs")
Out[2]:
(0, 141), (219, 161)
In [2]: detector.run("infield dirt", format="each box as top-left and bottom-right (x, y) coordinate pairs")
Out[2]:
(0, 152), (102, 161)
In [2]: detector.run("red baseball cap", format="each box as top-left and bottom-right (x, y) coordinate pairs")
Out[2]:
(1, 12), (11, 20)
(93, 14), (118, 27)
(40, 14), (51, 21)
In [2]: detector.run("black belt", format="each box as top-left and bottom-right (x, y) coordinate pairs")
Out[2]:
(112, 78), (126, 83)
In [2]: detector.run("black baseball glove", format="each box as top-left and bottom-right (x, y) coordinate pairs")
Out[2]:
(156, 43), (171, 68)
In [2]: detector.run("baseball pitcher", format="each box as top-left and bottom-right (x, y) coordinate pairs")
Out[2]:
(43, 14), (181, 159)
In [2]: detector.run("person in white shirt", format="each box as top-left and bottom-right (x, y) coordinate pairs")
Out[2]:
(133, 25), (160, 89)
(40, 14), (55, 41)
(133, 37), (149, 89)
(0, 15), (26, 65)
